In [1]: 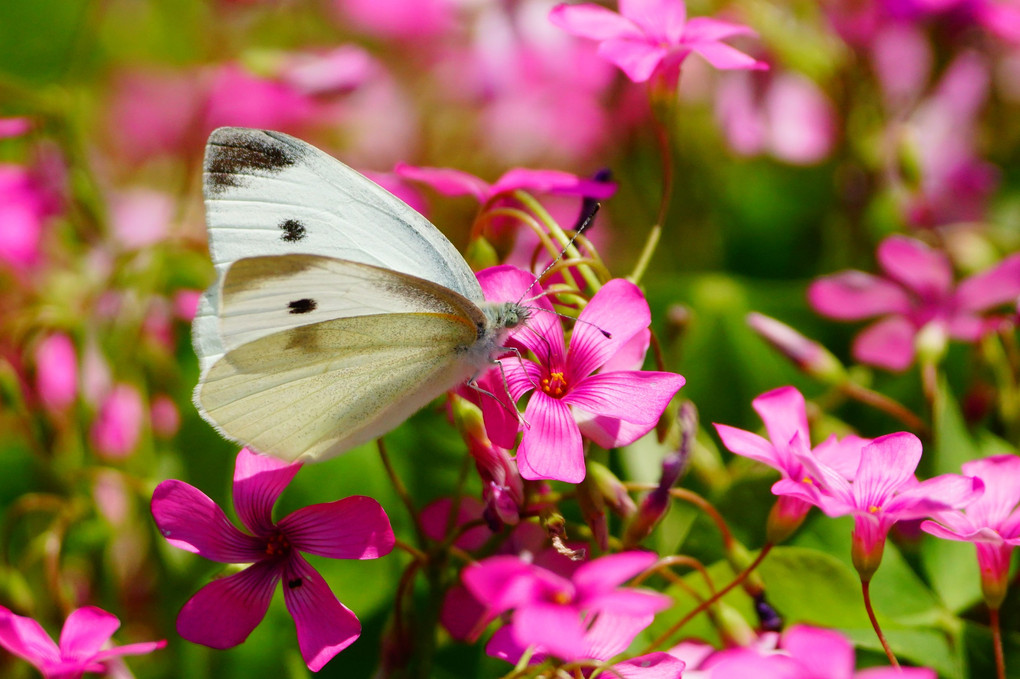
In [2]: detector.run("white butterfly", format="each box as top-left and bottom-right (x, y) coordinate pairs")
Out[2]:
(193, 127), (528, 463)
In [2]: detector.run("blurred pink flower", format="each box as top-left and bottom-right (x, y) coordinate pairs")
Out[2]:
(33, 332), (78, 412)
(745, 313), (845, 381)
(715, 71), (837, 165)
(715, 386), (870, 541)
(808, 235), (1020, 371)
(395, 163), (617, 205)
(277, 46), (375, 97)
(803, 432), (983, 580)
(421, 496), (494, 551)
(870, 23), (932, 107)
(108, 69), (205, 161)
(683, 623), (934, 678)
(203, 63), (317, 133)
(110, 189), (174, 250)
(462, 551), (670, 661)
(904, 51), (997, 226)
(921, 454), (1020, 607)
(173, 290), (202, 321)
(150, 394), (181, 439)
(0, 117), (31, 138)
(333, 0), (456, 39)
(549, 0), (767, 84)
(0, 163), (57, 268)
(0, 605), (165, 679)
(151, 448), (394, 671)
(478, 267), (685, 483)
(90, 383), (145, 460)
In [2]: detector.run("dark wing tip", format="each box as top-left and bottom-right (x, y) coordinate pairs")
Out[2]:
(204, 128), (306, 195)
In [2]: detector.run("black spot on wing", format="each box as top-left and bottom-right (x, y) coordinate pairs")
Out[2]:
(204, 129), (302, 194)
(279, 218), (307, 242)
(288, 298), (317, 314)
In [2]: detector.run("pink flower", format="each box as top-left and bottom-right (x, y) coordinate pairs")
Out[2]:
(33, 333), (78, 412)
(803, 432), (983, 580)
(0, 117), (31, 138)
(479, 267), (685, 483)
(89, 384), (145, 460)
(808, 235), (1020, 371)
(921, 454), (1020, 608)
(462, 551), (670, 661)
(684, 623), (934, 678)
(150, 394), (181, 439)
(150, 448), (394, 671)
(745, 313), (845, 382)
(0, 163), (55, 269)
(715, 71), (837, 165)
(394, 163), (617, 205)
(202, 63), (318, 133)
(549, 0), (767, 84)
(333, 0), (456, 39)
(0, 605), (165, 679)
(714, 386), (870, 542)
(109, 189), (175, 250)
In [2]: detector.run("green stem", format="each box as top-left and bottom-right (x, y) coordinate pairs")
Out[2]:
(862, 579), (899, 669)
(838, 380), (928, 435)
(377, 438), (427, 548)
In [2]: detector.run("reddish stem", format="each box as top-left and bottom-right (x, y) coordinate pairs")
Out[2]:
(862, 580), (899, 669)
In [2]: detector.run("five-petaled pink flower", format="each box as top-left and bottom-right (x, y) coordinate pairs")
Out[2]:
(478, 266), (685, 484)
(462, 551), (671, 662)
(802, 432), (983, 581)
(549, 0), (768, 84)
(150, 448), (394, 671)
(808, 235), (1020, 371)
(921, 454), (1020, 609)
(394, 163), (616, 206)
(714, 386), (870, 542)
(0, 605), (165, 679)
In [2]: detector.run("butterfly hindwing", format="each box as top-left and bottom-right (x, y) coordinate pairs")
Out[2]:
(198, 309), (482, 462)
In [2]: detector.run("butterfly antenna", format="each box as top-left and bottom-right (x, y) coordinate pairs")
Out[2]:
(515, 202), (601, 306)
(519, 303), (612, 341)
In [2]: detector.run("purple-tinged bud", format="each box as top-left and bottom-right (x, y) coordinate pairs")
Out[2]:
(624, 403), (697, 547)
(588, 461), (636, 517)
(754, 593), (782, 632)
(577, 472), (609, 552)
(747, 312), (846, 383)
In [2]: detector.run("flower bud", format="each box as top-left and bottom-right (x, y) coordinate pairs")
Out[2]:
(747, 313), (846, 383)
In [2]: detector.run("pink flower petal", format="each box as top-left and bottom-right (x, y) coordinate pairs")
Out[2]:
(961, 455), (1020, 529)
(517, 392), (585, 483)
(485, 624), (529, 664)
(683, 17), (757, 42)
(715, 423), (783, 469)
(813, 434), (869, 480)
(690, 41), (768, 71)
(463, 556), (570, 614)
(440, 584), (489, 641)
(232, 448), (302, 536)
(278, 496), (394, 559)
(282, 554), (361, 671)
(945, 313), (986, 342)
(477, 266), (561, 357)
(751, 386), (809, 454)
(570, 279), (651, 380)
(580, 612), (656, 661)
(565, 370), (684, 424)
(503, 357), (545, 402)
(549, 3), (645, 41)
(176, 559), (279, 648)
(597, 38), (668, 83)
(420, 497), (492, 551)
(853, 432), (922, 510)
(573, 551), (657, 596)
(490, 169), (617, 199)
(0, 607), (60, 666)
(513, 602), (587, 660)
(808, 271), (912, 320)
(578, 412), (657, 448)
(780, 625), (854, 677)
(393, 163), (491, 202)
(852, 316), (917, 371)
(581, 588), (673, 617)
(91, 639), (167, 663)
(612, 651), (687, 678)
(151, 480), (265, 562)
(886, 473), (983, 519)
(953, 253), (1020, 312)
(620, 0), (687, 42)
(58, 607), (119, 661)
(876, 235), (953, 299)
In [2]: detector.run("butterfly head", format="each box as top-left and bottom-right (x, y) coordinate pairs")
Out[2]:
(494, 302), (530, 332)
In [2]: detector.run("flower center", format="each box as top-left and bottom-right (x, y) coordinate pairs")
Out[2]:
(541, 371), (568, 398)
(868, 505), (881, 514)
(265, 531), (291, 557)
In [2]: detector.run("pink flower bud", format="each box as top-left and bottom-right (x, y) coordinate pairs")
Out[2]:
(33, 333), (77, 412)
(150, 394), (180, 438)
(90, 384), (145, 459)
(747, 312), (846, 382)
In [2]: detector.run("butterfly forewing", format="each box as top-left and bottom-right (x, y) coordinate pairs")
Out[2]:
(199, 311), (483, 462)
(196, 127), (485, 373)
